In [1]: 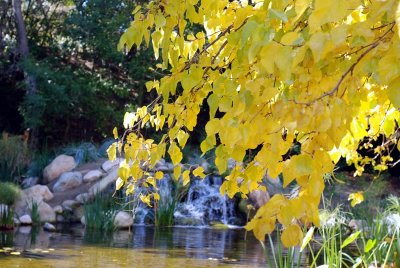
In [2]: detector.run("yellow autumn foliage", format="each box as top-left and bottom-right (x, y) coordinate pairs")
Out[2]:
(109, 0), (400, 246)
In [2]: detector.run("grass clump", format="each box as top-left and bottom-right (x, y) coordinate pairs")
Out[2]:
(84, 192), (118, 232)
(30, 201), (41, 226)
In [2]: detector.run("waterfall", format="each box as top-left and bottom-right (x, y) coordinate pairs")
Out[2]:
(174, 176), (238, 226)
(132, 175), (240, 226)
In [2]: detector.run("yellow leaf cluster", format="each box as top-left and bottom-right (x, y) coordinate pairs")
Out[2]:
(115, 0), (400, 246)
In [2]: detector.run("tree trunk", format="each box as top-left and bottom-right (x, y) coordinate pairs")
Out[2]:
(12, 0), (38, 148)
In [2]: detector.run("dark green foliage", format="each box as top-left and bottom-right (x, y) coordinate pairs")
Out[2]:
(0, 135), (29, 183)
(0, 182), (21, 206)
(1, 0), (159, 147)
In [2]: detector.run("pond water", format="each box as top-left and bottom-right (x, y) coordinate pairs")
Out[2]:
(0, 225), (267, 268)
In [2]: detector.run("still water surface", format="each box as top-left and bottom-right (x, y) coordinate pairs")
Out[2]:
(0, 225), (266, 268)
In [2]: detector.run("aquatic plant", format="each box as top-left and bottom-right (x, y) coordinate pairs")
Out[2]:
(155, 179), (187, 227)
(0, 205), (14, 230)
(84, 192), (118, 232)
(30, 201), (41, 226)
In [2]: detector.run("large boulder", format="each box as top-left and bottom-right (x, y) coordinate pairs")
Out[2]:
(43, 155), (77, 183)
(114, 211), (133, 229)
(14, 185), (54, 216)
(249, 190), (270, 209)
(37, 202), (56, 223)
(53, 171), (83, 192)
(83, 169), (103, 183)
(89, 167), (118, 195)
(101, 158), (122, 173)
(61, 199), (80, 211)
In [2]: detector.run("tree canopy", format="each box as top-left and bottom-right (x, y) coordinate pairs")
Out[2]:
(114, 0), (400, 247)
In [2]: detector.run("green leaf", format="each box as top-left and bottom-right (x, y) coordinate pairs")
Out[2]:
(300, 226), (314, 252)
(364, 239), (376, 253)
(341, 231), (360, 249)
(269, 8), (288, 23)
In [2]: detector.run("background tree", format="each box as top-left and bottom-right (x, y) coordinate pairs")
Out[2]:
(115, 0), (400, 247)
(0, 0), (157, 146)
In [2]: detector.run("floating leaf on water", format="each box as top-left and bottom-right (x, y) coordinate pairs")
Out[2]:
(10, 251), (21, 255)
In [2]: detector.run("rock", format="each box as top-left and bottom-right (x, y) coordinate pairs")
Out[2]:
(53, 205), (63, 214)
(19, 214), (32, 225)
(56, 215), (65, 223)
(249, 190), (270, 209)
(53, 171), (83, 192)
(43, 155), (77, 183)
(89, 167), (118, 195)
(43, 222), (56, 232)
(154, 160), (174, 172)
(80, 216), (86, 225)
(83, 169), (103, 183)
(14, 185), (54, 216)
(75, 193), (90, 204)
(102, 158), (122, 173)
(114, 211), (133, 229)
(14, 217), (20, 226)
(24, 185), (54, 201)
(62, 200), (80, 211)
(37, 202), (56, 223)
(21, 177), (39, 189)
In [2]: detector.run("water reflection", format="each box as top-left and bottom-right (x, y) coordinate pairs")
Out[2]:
(0, 225), (267, 268)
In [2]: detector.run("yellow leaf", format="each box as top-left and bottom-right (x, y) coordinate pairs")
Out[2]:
(253, 217), (276, 241)
(387, 76), (400, 108)
(192, 166), (206, 179)
(155, 171), (164, 180)
(106, 142), (116, 161)
(177, 130), (189, 148)
(281, 224), (304, 247)
(173, 165), (181, 181)
(348, 192), (364, 207)
(113, 127), (118, 139)
(282, 154), (313, 187)
(140, 194), (152, 207)
(200, 135), (216, 154)
(147, 176), (156, 188)
(182, 170), (190, 186)
(116, 177), (124, 191)
(168, 142), (183, 165)
(126, 184), (135, 195)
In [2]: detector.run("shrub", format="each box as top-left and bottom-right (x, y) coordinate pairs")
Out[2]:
(0, 182), (21, 206)
(62, 142), (99, 165)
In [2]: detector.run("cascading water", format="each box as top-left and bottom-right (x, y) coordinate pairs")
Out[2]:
(174, 176), (238, 226)
(132, 175), (240, 226)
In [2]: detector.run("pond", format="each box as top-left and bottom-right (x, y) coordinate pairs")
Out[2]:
(0, 225), (267, 268)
